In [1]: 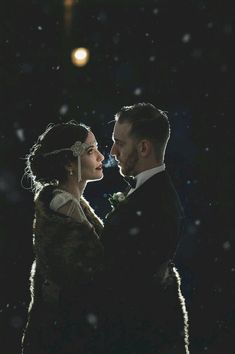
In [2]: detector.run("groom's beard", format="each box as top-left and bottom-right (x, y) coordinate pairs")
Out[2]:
(119, 149), (139, 177)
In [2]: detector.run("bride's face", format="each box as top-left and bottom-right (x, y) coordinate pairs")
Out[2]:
(80, 131), (104, 182)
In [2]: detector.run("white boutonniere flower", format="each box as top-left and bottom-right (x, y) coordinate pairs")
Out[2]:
(108, 191), (126, 209)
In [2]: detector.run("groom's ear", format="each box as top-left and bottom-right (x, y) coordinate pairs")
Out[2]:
(137, 139), (152, 157)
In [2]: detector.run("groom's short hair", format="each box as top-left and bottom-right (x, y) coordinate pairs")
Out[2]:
(114, 102), (171, 159)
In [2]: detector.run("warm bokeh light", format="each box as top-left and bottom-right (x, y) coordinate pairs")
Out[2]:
(63, 0), (77, 34)
(64, 0), (75, 7)
(71, 47), (90, 67)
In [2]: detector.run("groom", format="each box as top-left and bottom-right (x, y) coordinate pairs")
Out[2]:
(99, 102), (189, 354)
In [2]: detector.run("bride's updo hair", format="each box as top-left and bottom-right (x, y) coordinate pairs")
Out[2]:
(24, 120), (90, 193)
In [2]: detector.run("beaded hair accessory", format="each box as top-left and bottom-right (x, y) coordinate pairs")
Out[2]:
(43, 141), (90, 182)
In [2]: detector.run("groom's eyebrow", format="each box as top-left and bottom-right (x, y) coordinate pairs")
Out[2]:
(112, 136), (122, 143)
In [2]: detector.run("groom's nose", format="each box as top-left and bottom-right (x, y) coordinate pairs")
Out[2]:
(110, 143), (117, 156)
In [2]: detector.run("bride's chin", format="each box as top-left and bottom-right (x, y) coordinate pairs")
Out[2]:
(94, 173), (104, 180)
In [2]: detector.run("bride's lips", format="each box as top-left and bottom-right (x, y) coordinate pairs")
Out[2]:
(96, 165), (103, 170)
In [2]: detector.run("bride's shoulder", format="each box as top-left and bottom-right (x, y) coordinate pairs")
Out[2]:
(50, 189), (75, 210)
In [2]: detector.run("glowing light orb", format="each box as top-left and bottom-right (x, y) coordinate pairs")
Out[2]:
(71, 47), (90, 67)
(64, 0), (74, 7)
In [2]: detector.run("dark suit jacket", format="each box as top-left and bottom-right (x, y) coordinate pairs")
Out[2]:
(100, 171), (188, 354)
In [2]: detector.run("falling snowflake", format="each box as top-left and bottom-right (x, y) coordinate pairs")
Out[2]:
(15, 128), (25, 142)
(10, 315), (24, 329)
(59, 104), (69, 115)
(221, 64), (227, 72)
(133, 87), (142, 96)
(223, 241), (231, 251)
(224, 24), (232, 34)
(182, 33), (191, 43)
(52, 65), (60, 71)
(86, 313), (98, 326)
(192, 48), (202, 58)
(129, 227), (140, 236)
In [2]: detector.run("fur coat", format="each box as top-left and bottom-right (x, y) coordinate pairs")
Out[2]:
(21, 185), (104, 354)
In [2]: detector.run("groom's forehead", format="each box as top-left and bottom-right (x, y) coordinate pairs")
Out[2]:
(112, 121), (132, 138)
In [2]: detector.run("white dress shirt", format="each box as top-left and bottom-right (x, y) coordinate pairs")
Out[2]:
(127, 163), (166, 196)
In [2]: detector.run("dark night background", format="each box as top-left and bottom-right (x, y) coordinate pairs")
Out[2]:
(0, 0), (234, 353)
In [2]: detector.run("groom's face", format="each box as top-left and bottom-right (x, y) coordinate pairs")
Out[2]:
(111, 121), (139, 177)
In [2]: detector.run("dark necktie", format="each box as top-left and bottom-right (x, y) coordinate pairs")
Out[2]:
(124, 176), (137, 189)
